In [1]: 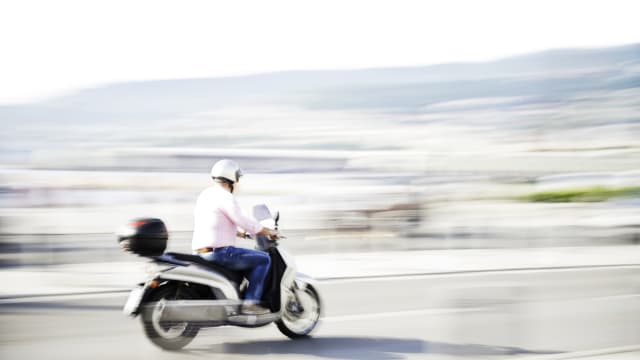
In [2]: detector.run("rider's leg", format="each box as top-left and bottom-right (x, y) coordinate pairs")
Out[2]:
(238, 250), (271, 303)
(227, 248), (271, 302)
(203, 247), (271, 302)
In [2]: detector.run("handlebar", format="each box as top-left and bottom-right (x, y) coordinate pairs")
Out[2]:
(242, 232), (285, 241)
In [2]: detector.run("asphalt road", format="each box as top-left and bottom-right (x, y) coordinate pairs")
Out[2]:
(1, 266), (639, 360)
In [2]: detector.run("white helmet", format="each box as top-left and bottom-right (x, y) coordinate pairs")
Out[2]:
(210, 159), (243, 184)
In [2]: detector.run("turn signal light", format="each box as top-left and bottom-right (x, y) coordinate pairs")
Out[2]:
(131, 220), (148, 228)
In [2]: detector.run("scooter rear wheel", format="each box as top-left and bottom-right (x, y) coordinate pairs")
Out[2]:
(140, 283), (200, 350)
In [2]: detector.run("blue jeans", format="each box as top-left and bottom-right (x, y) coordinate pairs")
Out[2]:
(199, 247), (271, 302)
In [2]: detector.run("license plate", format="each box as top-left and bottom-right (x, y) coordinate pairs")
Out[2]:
(123, 287), (144, 315)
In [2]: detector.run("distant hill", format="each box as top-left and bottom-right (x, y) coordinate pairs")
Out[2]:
(1, 44), (638, 124)
(0, 43), (638, 172)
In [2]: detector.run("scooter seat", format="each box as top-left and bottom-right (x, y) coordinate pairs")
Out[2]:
(163, 252), (245, 285)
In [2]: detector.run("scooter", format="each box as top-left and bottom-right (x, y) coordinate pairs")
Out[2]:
(118, 204), (321, 350)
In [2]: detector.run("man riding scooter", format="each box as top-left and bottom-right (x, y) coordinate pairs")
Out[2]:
(191, 159), (280, 315)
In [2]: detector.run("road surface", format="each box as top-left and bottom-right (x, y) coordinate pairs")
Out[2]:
(1, 266), (639, 359)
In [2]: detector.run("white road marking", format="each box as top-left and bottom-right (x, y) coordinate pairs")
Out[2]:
(0, 291), (128, 305)
(522, 345), (640, 360)
(2, 264), (639, 304)
(319, 265), (640, 284)
(322, 307), (487, 323)
(590, 293), (640, 302)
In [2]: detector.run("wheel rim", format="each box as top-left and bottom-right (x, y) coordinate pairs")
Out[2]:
(151, 299), (189, 339)
(282, 288), (320, 335)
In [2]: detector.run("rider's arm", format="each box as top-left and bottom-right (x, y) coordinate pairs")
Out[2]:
(220, 193), (279, 239)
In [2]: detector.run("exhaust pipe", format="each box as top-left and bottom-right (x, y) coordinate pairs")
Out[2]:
(140, 299), (281, 326)
(141, 299), (241, 321)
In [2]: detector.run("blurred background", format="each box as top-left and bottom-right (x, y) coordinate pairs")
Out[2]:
(1, 1), (639, 359)
(1, 38), (639, 266)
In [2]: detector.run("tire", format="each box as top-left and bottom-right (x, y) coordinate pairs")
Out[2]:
(140, 283), (200, 350)
(276, 284), (321, 339)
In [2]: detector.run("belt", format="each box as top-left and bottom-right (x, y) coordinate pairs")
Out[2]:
(196, 246), (228, 253)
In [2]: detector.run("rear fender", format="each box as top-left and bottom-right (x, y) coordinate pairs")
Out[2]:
(126, 279), (223, 316)
(123, 280), (156, 316)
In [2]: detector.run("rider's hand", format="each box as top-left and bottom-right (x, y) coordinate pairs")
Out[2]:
(260, 228), (280, 240)
(267, 229), (281, 241)
(236, 231), (251, 239)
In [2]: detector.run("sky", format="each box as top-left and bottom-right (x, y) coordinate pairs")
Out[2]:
(0, 0), (639, 105)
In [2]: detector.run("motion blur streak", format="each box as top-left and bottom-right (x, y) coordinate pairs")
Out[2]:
(1, 43), (639, 359)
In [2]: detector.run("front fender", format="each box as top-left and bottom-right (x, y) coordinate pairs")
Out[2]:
(294, 272), (319, 290)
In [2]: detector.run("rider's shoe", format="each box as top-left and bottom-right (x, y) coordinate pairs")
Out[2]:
(241, 302), (270, 315)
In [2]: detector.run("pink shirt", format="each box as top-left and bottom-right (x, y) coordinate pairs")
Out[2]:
(191, 184), (263, 251)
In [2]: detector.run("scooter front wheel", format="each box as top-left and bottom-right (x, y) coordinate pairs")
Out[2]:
(276, 284), (321, 338)
(140, 283), (200, 350)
